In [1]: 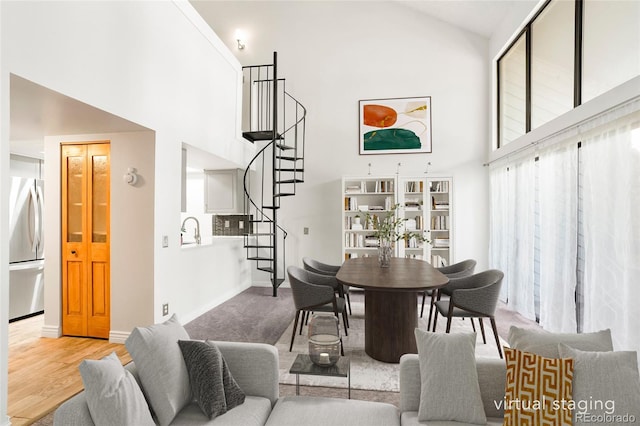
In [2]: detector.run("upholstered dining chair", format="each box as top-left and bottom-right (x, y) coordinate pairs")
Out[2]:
(287, 266), (349, 353)
(420, 259), (477, 328)
(302, 257), (352, 315)
(431, 269), (504, 358)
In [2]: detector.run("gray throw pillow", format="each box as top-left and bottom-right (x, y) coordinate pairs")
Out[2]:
(79, 352), (154, 426)
(558, 344), (640, 425)
(178, 340), (246, 419)
(414, 329), (487, 424)
(125, 314), (191, 426)
(508, 326), (612, 358)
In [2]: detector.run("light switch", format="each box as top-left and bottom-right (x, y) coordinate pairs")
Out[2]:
(304, 227), (309, 235)
(162, 235), (169, 248)
(239, 221), (244, 229)
(224, 220), (230, 228)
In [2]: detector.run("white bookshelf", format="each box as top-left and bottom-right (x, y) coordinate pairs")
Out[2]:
(342, 176), (396, 260)
(342, 175), (453, 266)
(427, 178), (452, 267)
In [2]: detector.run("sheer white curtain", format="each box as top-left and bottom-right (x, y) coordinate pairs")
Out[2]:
(538, 143), (578, 332)
(489, 167), (510, 301)
(581, 113), (640, 353)
(489, 159), (536, 320)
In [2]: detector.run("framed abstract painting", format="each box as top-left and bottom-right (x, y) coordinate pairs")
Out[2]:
(359, 96), (432, 155)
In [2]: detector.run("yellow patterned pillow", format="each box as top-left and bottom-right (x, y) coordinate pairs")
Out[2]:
(504, 347), (574, 425)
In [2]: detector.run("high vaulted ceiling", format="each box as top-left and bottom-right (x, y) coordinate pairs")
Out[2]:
(396, 0), (518, 39)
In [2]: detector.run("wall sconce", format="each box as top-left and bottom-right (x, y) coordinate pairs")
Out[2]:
(123, 167), (138, 186)
(235, 29), (246, 50)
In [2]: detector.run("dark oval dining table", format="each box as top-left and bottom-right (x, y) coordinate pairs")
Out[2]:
(336, 257), (449, 363)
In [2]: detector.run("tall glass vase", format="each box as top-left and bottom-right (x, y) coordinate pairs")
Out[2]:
(378, 239), (393, 267)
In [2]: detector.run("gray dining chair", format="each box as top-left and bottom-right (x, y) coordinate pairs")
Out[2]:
(420, 259), (477, 329)
(287, 266), (349, 353)
(431, 269), (504, 358)
(302, 257), (352, 315)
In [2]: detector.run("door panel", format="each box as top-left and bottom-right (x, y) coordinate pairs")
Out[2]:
(61, 142), (110, 339)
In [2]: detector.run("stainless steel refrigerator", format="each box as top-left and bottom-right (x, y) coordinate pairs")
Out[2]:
(9, 176), (45, 322)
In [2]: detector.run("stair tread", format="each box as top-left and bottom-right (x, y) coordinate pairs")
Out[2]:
(276, 156), (303, 161)
(248, 232), (275, 236)
(262, 206), (280, 210)
(277, 168), (304, 172)
(272, 278), (285, 286)
(275, 142), (295, 150)
(244, 244), (274, 248)
(277, 179), (304, 184)
(274, 193), (295, 197)
(248, 256), (273, 261)
(258, 267), (274, 273)
(242, 130), (283, 142)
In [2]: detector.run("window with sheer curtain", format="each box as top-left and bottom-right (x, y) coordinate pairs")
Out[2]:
(489, 159), (536, 321)
(580, 116), (640, 352)
(490, 107), (640, 351)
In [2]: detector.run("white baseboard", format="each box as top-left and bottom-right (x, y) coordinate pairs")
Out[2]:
(1, 415), (11, 426)
(40, 324), (61, 338)
(109, 330), (130, 344)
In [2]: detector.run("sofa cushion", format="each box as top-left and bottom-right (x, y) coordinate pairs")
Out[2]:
(178, 340), (245, 419)
(414, 329), (486, 424)
(504, 347), (573, 425)
(78, 351), (154, 426)
(125, 314), (191, 426)
(264, 396), (400, 426)
(171, 396), (272, 426)
(400, 411), (503, 426)
(508, 326), (612, 358)
(558, 344), (640, 425)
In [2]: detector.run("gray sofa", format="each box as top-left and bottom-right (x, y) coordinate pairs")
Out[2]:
(54, 341), (400, 426)
(399, 355), (505, 425)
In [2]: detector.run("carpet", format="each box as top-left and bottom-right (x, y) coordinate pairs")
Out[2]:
(275, 292), (508, 393)
(185, 286), (294, 344)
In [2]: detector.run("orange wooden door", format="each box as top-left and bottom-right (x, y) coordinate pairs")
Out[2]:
(61, 143), (110, 338)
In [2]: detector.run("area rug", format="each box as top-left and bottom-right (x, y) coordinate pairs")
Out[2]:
(275, 294), (508, 393)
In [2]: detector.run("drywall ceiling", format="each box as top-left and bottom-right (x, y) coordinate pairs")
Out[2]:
(395, 0), (516, 38)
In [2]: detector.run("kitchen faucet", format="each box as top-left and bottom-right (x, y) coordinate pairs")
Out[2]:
(181, 216), (201, 244)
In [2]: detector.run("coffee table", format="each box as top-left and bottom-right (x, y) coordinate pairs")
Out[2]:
(336, 257), (449, 363)
(289, 354), (351, 399)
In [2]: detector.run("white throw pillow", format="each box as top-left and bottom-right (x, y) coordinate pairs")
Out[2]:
(508, 326), (612, 358)
(125, 314), (191, 426)
(558, 344), (640, 425)
(79, 352), (154, 426)
(414, 329), (487, 424)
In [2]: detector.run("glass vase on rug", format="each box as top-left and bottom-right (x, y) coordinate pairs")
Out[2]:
(378, 239), (393, 268)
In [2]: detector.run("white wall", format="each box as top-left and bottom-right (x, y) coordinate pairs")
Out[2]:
(1, 0), (255, 336)
(193, 1), (492, 276)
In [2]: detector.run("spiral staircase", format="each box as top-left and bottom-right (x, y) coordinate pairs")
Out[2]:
(241, 52), (307, 297)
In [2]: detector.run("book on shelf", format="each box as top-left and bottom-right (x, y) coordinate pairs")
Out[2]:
(430, 215), (449, 230)
(404, 197), (421, 209)
(433, 238), (450, 248)
(431, 254), (448, 267)
(344, 196), (358, 211)
(430, 181), (449, 192)
(374, 180), (394, 193)
(404, 181), (422, 193)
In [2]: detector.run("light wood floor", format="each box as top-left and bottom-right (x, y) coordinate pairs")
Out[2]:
(8, 315), (131, 425)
